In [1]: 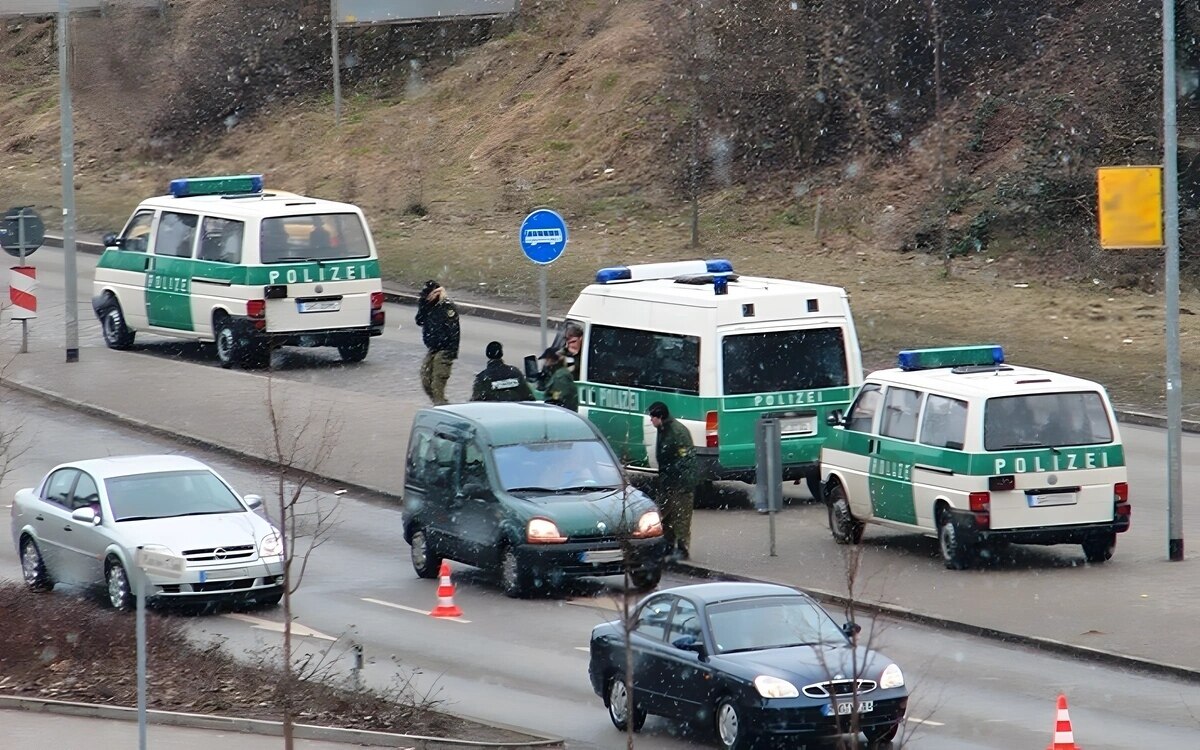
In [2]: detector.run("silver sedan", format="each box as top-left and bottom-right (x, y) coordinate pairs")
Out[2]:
(11, 454), (285, 610)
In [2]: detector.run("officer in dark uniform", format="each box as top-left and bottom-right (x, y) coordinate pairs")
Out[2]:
(471, 341), (534, 402)
(539, 347), (578, 412)
(649, 401), (699, 559)
(415, 280), (460, 405)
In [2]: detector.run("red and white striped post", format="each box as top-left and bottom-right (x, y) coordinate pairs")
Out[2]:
(9, 265), (36, 353)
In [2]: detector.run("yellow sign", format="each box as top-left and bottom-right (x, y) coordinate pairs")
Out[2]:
(1097, 166), (1164, 249)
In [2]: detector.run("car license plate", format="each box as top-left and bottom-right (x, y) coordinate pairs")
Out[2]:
(580, 549), (624, 564)
(199, 567), (249, 582)
(1027, 492), (1078, 507)
(298, 299), (340, 313)
(824, 700), (874, 716)
(780, 416), (816, 436)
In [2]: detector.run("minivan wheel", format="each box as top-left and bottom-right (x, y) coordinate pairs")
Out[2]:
(938, 511), (971, 570)
(606, 674), (646, 731)
(100, 300), (135, 350)
(628, 566), (661, 592)
(20, 537), (54, 592)
(499, 546), (529, 598)
(410, 529), (442, 579)
(105, 558), (134, 611)
(827, 484), (864, 544)
(1082, 533), (1117, 563)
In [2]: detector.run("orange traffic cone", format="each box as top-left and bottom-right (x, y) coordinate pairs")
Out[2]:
(429, 561), (464, 618)
(1046, 693), (1081, 750)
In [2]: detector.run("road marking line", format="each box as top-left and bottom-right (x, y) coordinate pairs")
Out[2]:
(362, 597), (471, 623)
(222, 612), (337, 641)
(907, 717), (945, 727)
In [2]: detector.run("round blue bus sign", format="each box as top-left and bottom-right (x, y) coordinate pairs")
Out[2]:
(519, 209), (569, 265)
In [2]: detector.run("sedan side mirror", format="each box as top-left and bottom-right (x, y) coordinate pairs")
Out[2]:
(841, 621), (862, 639)
(71, 506), (101, 526)
(672, 635), (707, 660)
(826, 410), (844, 427)
(523, 355), (540, 382)
(244, 494), (264, 510)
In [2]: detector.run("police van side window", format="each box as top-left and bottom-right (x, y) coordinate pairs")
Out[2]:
(880, 387), (923, 442)
(589, 324), (700, 395)
(198, 217), (244, 264)
(919, 394), (968, 450)
(844, 384), (882, 433)
(120, 210), (155, 253)
(154, 212), (199, 258)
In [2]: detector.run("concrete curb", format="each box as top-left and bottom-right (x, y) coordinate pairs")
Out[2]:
(0, 695), (563, 748)
(668, 560), (1200, 684)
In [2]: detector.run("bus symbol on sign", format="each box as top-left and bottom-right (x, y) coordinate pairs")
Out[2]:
(519, 209), (569, 265)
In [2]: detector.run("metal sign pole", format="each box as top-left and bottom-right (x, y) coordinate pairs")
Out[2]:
(136, 574), (147, 750)
(17, 210), (27, 353)
(331, 0), (342, 125)
(539, 265), (548, 351)
(1163, 0), (1184, 561)
(58, 1), (79, 363)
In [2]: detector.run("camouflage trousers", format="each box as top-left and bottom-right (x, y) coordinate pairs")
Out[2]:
(421, 350), (454, 405)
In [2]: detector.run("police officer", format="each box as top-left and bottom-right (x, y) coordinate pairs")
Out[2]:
(415, 280), (459, 405)
(561, 323), (584, 381)
(648, 401), (699, 560)
(539, 347), (578, 411)
(471, 341), (534, 402)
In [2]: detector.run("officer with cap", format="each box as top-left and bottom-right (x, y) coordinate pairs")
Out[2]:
(415, 279), (459, 405)
(648, 401), (699, 560)
(539, 347), (578, 411)
(471, 341), (534, 402)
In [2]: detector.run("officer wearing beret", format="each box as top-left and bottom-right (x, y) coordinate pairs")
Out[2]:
(539, 347), (578, 412)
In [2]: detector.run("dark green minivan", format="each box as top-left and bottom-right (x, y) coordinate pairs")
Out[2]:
(402, 402), (670, 597)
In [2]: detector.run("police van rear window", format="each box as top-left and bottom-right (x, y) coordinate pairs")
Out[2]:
(722, 328), (848, 395)
(260, 213), (370, 264)
(983, 392), (1114, 451)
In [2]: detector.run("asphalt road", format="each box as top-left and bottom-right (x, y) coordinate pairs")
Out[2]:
(2, 391), (1199, 749)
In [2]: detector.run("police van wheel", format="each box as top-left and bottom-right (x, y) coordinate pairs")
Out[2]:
(1082, 533), (1116, 563)
(100, 300), (136, 350)
(338, 335), (370, 363)
(215, 318), (239, 369)
(827, 484), (864, 544)
(938, 511), (971, 570)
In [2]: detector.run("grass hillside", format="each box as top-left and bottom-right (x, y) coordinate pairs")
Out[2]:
(2, 0), (1199, 417)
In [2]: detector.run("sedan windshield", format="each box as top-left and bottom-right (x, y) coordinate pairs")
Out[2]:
(493, 441), (623, 494)
(708, 596), (845, 654)
(105, 470), (246, 522)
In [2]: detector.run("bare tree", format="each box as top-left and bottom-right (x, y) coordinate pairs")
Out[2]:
(260, 373), (344, 750)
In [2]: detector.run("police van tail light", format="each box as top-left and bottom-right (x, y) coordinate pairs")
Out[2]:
(370, 291), (385, 327)
(968, 491), (991, 528)
(705, 411), (719, 448)
(1114, 482), (1131, 527)
(246, 300), (266, 329)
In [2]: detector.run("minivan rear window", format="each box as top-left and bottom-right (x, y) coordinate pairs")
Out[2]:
(722, 328), (848, 395)
(260, 213), (370, 263)
(984, 392), (1114, 451)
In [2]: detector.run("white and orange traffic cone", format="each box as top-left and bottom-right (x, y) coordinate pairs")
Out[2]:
(1046, 693), (1081, 750)
(429, 561), (464, 618)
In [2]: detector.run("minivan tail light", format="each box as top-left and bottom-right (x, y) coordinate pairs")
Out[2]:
(969, 491), (991, 528)
(705, 411), (718, 448)
(246, 299), (265, 319)
(1114, 482), (1129, 503)
(370, 291), (384, 310)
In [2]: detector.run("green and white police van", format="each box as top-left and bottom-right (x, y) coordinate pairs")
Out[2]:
(548, 259), (863, 500)
(819, 345), (1131, 569)
(92, 174), (386, 368)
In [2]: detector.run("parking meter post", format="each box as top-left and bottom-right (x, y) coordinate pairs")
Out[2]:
(136, 569), (147, 750)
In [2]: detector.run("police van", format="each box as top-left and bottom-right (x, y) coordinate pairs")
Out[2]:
(92, 174), (386, 368)
(819, 345), (1131, 569)
(541, 259), (864, 501)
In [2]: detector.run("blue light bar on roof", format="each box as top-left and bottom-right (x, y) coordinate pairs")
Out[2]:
(898, 345), (1004, 371)
(595, 259), (735, 284)
(169, 174), (264, 198)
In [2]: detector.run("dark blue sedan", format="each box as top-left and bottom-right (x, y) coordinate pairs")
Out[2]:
(588, 582), (908, 749)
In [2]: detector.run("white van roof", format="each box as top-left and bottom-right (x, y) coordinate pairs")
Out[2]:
(867, 363), (1108, 400)
(136, 191), (363, 220)
(570, 261), (852, 327)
